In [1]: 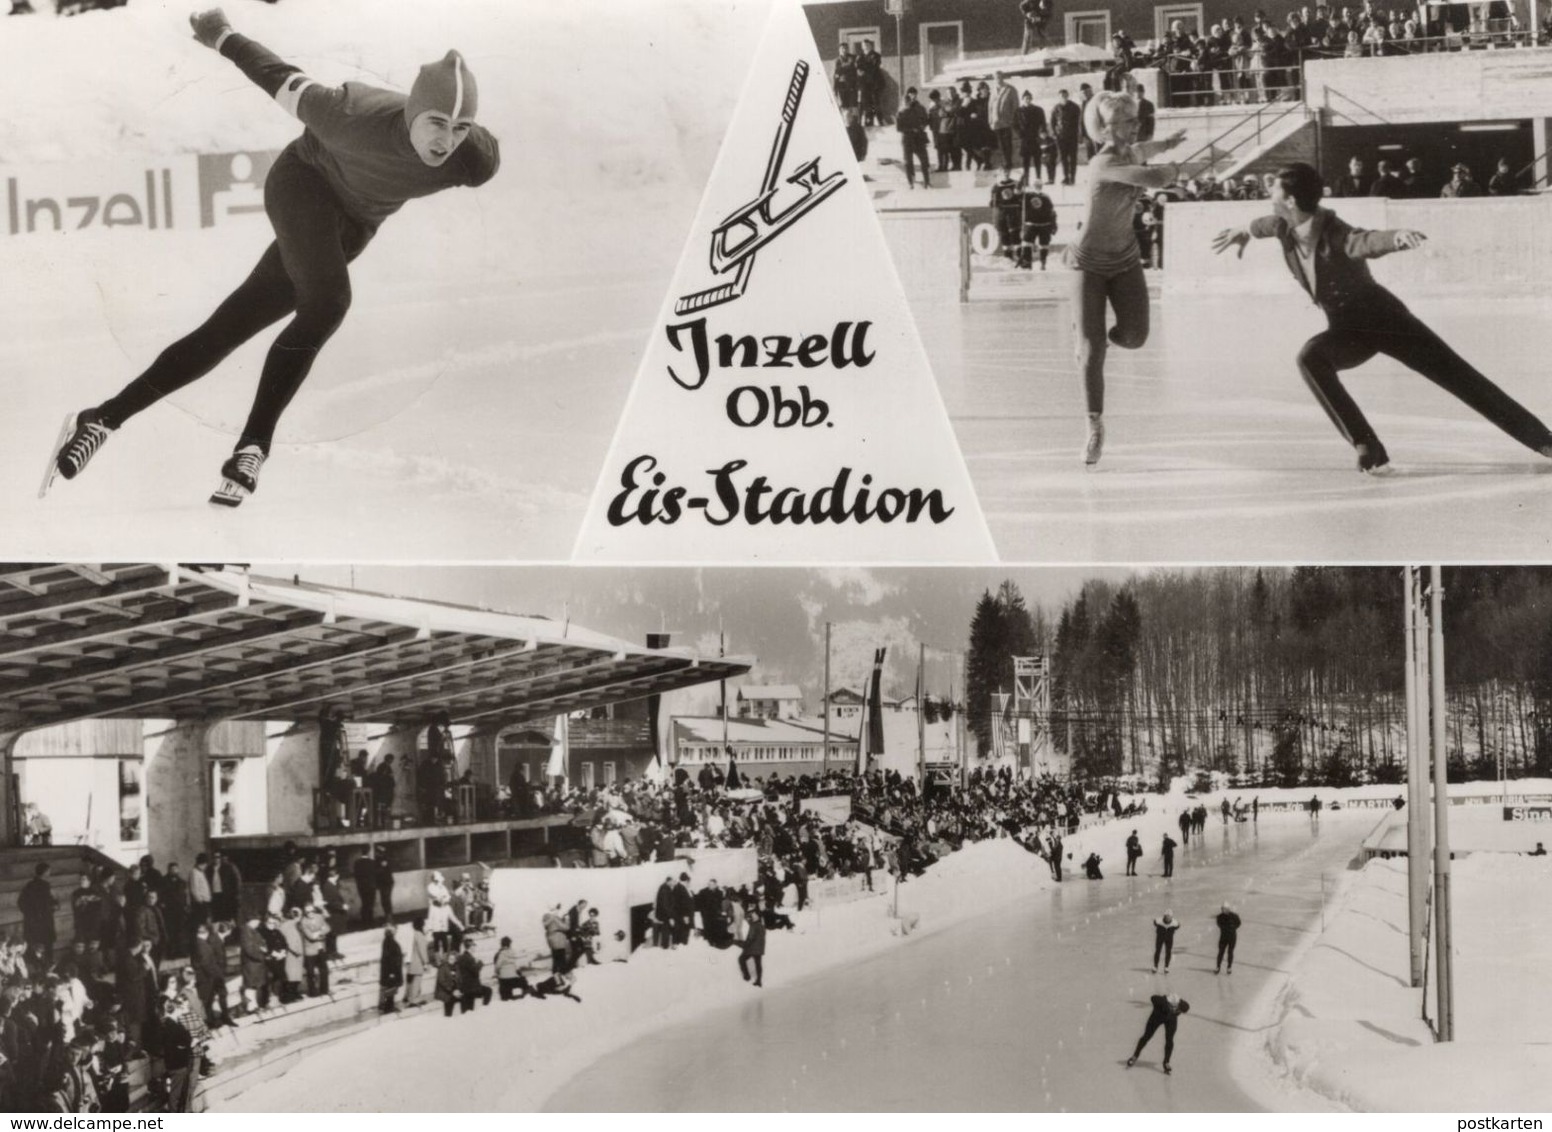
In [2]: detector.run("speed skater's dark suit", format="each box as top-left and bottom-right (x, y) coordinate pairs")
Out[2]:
(1247, 209), (1552, 466)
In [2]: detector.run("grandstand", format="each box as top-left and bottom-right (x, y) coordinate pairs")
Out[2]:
(0, 563), (750, 1110)
(810, 0), (1552, 300)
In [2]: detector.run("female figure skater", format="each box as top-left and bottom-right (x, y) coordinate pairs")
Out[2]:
(46, 7), (500, 506)
(1213, 163), (1552, 471)
(1069, 90), (1183, 465)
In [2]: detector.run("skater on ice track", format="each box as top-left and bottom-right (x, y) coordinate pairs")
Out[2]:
(1161, 832), (1176, 878)
(1212, 162), (1552, 474)
(1151, 910), (1179, 973)
(1127, 992), (1190, 1073)
(1067, 88), (1184, 466)
(1125, 829), (1142, 876)
(47, 7), (500, 507)
(1214, 903), (1241, 974)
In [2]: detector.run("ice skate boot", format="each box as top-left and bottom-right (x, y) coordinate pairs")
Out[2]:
(43, 408), (114, 497)
(210, 445), (266, 508)
(1084, 414), (1105, 467)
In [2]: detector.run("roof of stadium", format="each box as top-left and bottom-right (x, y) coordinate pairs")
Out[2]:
(0, 564), (750, 734)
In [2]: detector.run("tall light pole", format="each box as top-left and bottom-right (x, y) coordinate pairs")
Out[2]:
(1428, 565), (1455, 1041)
(1404, 566), (1429, 988)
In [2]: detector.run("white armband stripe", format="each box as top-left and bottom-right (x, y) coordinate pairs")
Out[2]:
(214, 27), (236, 52)
(275, 75), (317, 120)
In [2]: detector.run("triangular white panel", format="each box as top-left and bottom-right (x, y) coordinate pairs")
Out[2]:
(574, 0), (996, 563)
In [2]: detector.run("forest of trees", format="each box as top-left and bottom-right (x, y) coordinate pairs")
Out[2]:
(965, 567), (1552, 787)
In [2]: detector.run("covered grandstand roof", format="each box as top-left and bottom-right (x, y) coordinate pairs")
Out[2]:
(0, 564), (750, 734)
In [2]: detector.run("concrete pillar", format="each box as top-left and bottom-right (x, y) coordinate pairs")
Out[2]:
(265, 721), (320, 835)
(143, 720), (211, 877)
(0, 732), (17, 848)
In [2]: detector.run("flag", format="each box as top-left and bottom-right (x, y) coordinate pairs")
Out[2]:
(546, 714), (568, 782)
(867, 647), (887, 759)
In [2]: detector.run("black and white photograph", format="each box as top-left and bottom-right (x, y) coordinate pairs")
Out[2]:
(3, 0), (1552, 1120)
(803, 0), (1552, 561)
(0, 562), (1549, 1111)
(0, 0), (768, 559)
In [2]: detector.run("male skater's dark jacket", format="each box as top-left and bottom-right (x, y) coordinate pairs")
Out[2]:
(1247, 209), (1405, 316)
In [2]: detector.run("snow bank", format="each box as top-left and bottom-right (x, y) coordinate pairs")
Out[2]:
(1251, 855), (1552, 1111)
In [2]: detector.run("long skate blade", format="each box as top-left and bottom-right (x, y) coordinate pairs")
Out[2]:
(208, 478), (249, 509)
(38, 411), (75, 499)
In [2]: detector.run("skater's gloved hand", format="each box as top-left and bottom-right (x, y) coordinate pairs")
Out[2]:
(1394, 230), (1427, 251)
(1212, 227), (1250, 258)
(190, 8), (233, 49)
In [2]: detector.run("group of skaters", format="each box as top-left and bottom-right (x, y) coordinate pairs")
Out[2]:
(1126, 901), (1245, 1073)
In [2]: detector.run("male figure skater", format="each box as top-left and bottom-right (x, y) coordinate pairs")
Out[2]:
(1127, 992), (1190, 1073)
(47, 8), (500, 506)
(1213, 162), (1552, 473)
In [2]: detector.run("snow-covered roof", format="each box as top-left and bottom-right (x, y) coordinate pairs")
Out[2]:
(738, 684), (804, 702)
(674, 715), (860, 746)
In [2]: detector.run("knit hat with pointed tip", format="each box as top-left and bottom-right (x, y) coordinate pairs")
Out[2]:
(405, 50), (478, 125)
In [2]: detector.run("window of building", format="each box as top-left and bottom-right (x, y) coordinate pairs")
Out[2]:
(581, 762), (595, 790)
(603, 761), (616, 786)
(118, 758), (144, 845)
(209, 758), (240, 837)
(1065, 10), (1113, 48)
(1154, 3), (1205, 40)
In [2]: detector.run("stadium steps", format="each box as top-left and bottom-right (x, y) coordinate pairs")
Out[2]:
(1158, 102), (1316, 182)
(196, 927), (516, 1111)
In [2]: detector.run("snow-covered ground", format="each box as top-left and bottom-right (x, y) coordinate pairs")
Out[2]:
(1255, 855), (1552, 1111)
(1, 0), (769, 558)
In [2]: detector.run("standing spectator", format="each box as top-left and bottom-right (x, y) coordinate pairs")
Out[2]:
(161, 864), (190, 960)
(1161, 832), (1177, 876)
(1152, 910), (1180, 973)
(653, 876), (675, 949)
(379, 925), (403, 1014)
(18, 863), (59, 962)
(857, 39), (884, 126)
(319, 866), (348, 960)
(671, 873), (696, 947)
(965, 82), (994, 169)
(191, 922), (231, 1028)
(1039, 128), (1059, 184)
(426, 872), (458, 956)
(119, 940), (159, 1050)
(833, 42), (858, 110)
(300, 903), (330, 996)
(897, 87), (933, 189)
(1125, 829), (1143, 875)
(1106, 31), (1137, 91)
(188, 854), (213, 932)
(1214, 903), (1242, 974)
(434, 954), (461, 1017)
(1051, 89), (1081, 185)
(543, 904), (571, 972)
(1336, 154), (1372, 196)
(404, 917), (430, 1006)
(1015, 90), (1047, 182)
(70, 873), (103, 950)
(352, 849), (378, 927)
(940, 89), (964, 172)
(134, 890), (167, 969)
(928, 90), (954, 173)
(159, 996), (196, 1111)
(494, 936), (524, 1000)
(277, 909), (305, 1003)
(738, 901), (767, 987)
(1227, 17), (1254, 101)
(374, 845), (395, 923)
(238, 913), (270, 1014)
(1441, 162), (1483, 197)
(991, 73), (1019, 173)
(1400, 156), (1429, 197)
(208, 852), (241, 925)
(1369, 158), (1405, 196)
(1488, 157), (1520, 195)
(455, 938), (492, 1012)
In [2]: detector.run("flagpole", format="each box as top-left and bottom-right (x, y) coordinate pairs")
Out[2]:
(720, 622), (729, 770)
(917, 642), (926, 789)
(822, 621), (832, 778)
